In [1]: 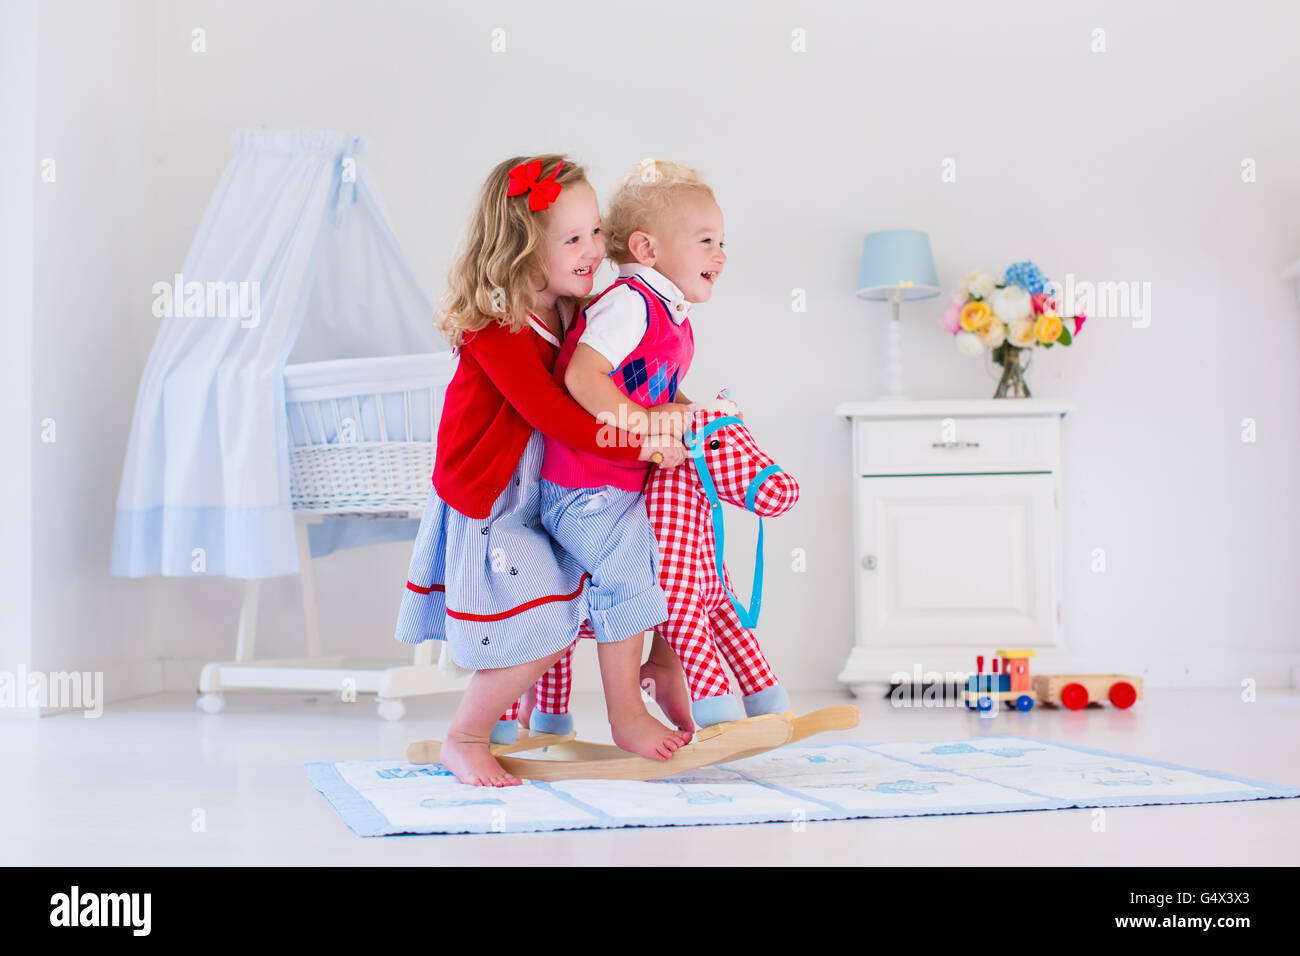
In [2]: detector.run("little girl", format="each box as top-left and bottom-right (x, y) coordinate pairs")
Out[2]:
(395, 155), (689, 787)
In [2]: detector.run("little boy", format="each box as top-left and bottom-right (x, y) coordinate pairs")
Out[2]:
(534, 160), (728, 738)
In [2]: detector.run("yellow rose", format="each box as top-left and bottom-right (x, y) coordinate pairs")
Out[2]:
(960, 301), (991, 332)
(979, 318), (1006, 347)
(1034, 313), (1063, 344)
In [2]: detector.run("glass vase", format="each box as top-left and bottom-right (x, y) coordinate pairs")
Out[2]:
(991, 344), (1032, 399)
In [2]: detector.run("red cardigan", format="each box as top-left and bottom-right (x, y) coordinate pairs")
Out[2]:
(431, 316), (644, 518)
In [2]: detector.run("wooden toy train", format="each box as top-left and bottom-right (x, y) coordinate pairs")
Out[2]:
(964, 649), (1143, 712)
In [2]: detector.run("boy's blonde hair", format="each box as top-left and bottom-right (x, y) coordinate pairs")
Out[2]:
(603, 159), (715, 264)
(438, 154), (591, 348)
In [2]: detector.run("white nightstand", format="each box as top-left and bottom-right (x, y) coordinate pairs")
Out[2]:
(833, 400), (1074, 696)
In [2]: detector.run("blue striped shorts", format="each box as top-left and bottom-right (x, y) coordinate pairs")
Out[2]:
(538, 481), (668, 643)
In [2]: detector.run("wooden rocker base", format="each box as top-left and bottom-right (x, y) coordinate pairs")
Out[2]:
(403, 705), (860, 782)
(405, 728), (576, 765)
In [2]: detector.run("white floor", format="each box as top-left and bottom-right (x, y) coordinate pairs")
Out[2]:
(3, 687), (1298, 866)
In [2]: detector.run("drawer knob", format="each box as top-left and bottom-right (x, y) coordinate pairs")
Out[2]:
(931, 440), (980, 449)
(862, 554), (877, 570)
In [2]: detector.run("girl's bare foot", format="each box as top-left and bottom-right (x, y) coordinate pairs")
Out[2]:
(439, 731), (523, 787)
(640, 660), (694, 744)
(610, 710), (688, 760)
(518, 686), (537, 730)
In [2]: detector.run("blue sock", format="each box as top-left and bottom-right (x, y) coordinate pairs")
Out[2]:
(692, 693), (744, 727)
(743, 684), (791, 717)
(489, 719), (519, 745)
(529, 710), (574, 736)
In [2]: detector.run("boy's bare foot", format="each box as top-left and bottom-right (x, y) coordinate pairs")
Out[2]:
(641, 631), (694, 744)
(439, 730), (523, 787)
(610, 710), (688, 761)
(640, 660), (695, 744)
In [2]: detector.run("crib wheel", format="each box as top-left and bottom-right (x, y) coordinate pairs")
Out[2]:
(197, 692), (225, 714)
(377, 697), (406, 721)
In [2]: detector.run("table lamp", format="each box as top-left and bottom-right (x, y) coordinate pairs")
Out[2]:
(857, 229), (940, 400)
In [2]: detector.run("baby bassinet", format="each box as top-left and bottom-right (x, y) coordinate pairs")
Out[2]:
(284, 352), (449, 514)
(197, 351), (461, 720)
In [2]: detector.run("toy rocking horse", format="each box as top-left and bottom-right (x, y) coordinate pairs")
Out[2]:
(406, 391), (859, 780)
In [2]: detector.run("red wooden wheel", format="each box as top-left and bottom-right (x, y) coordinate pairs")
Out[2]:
(1060, 682), (1089, 710)
(1108, 681), (1137, 709)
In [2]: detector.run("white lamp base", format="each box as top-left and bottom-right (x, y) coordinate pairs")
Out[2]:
(879, 295), (909, 400)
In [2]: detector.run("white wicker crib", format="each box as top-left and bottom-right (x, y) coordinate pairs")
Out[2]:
(284, 353), (442, 514)
(197, 352), (462, 720)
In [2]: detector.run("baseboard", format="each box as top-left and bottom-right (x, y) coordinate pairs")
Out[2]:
(1123, 652), (1300, 691)
(161, 656), (437, 693)
(148, 649), (1300, 696)
(841, 647), (1300, 692)
(8, 645), (1293, 718)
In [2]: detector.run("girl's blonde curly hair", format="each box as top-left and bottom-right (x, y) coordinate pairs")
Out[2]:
(603, 159), (715, 264)
(438, 154), (591, 348)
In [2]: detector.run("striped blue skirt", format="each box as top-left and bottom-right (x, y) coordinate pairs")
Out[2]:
(394, 430), (588, 670)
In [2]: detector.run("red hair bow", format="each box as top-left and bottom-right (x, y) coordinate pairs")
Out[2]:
(506, 160), (564, 211)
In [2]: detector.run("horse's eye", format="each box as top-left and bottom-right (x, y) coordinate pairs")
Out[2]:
(709, 439), (721, 450)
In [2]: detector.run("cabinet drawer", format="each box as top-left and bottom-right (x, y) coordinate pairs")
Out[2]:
(855, 415), (1058, 475)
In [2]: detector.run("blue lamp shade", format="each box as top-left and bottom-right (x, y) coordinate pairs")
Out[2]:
(857, 230), (940, 301)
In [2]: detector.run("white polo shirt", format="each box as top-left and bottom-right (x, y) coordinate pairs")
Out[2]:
(576, 263), (692, 370)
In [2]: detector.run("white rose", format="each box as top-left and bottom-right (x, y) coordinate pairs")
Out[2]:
(1008, 316), (1036, 347)
(979, 318), (1007, 347)
(989, 285), (1032, 323)
(967, 271), (997, 300)
(955, 330), (985, 357)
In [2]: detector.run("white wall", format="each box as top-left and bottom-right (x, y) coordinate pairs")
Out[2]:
(23, 0), (1300, 701)
(1, 0), (38, 714)
(29, 0), (165, 705)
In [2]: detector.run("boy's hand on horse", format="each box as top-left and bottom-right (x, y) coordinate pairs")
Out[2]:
(640, 433), (687, 469)
(647, 402), (693, 440)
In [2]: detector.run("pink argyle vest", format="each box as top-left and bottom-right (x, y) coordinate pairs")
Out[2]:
(541, 275), (695, 492)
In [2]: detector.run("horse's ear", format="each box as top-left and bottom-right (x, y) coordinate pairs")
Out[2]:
(715, 387), (742, 418)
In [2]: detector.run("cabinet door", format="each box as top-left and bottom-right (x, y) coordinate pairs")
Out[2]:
(854, 473), (1059, 650)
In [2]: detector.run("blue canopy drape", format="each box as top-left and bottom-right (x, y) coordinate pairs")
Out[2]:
(111, 129), (442, 579)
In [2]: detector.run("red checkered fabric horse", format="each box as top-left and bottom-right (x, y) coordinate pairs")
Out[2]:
(525, 392), (800, 728)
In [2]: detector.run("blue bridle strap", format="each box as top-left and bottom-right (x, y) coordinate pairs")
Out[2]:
(685, 417), (783, 629)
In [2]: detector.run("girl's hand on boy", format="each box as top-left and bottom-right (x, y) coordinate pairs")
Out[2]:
(640, 433), (687, 469)
(648, 402), (693, 440)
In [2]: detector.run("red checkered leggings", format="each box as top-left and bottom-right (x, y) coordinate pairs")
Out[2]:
(495, 623), (584, 723)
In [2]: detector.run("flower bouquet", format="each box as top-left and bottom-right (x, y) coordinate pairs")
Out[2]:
(939, 260), (1086, 398)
